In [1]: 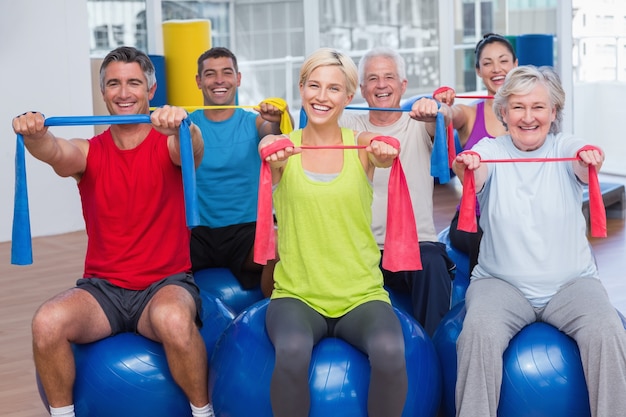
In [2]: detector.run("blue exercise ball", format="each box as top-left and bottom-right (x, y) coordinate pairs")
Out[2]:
(37, 290), (234, 417)
(37, 333), (192, 417)
(198, 289), (236, 360)
(210, 299), (441, 417)
(75, 334), (194, 417)
(194, 267), (264, 314)
(498, 322), (590, 417)
(432, 302), (626, 417)
(431, 302), (465, 417)
(437, 227), (470, 308)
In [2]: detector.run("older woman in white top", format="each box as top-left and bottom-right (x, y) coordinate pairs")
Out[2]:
(452, 65), (626, 417)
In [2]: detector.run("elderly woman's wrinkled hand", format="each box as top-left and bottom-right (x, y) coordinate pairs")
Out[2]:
(456, 151), (482, 171)
(577, 148), (604, 168)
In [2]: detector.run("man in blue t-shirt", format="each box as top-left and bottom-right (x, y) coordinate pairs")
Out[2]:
(189, 47), (291, 296)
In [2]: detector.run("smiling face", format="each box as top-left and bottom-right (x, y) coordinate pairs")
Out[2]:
(102, 61), (155, 115)
(501, 83), (556, 151)
(476, 42), (518, 95)
(359, 56), (407, 109)
(300, 65), (353, 125)
(196, 56), (241, 106)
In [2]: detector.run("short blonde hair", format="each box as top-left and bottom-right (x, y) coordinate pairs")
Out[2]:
(299, 48), (358, 96)
(494, 65), (564, 134)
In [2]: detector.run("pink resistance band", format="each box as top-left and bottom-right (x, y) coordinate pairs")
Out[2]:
(457, 146), (607, 238)
(254, 136), (422, 272)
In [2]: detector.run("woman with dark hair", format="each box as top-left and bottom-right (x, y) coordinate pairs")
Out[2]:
(435, 33), (518, 273)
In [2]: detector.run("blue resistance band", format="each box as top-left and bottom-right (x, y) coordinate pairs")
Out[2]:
(298, 103), (450, 184)
(12, 115), (198, 265)
(431, 104), (450, 184)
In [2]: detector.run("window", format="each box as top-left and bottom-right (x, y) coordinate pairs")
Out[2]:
(94, 25), (110, 50)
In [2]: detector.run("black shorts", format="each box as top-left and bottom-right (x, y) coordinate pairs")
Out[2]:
(190, 222), (260, 289)
(76, 273), (202, 335)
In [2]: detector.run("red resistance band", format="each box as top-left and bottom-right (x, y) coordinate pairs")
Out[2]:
(457, 146), (607, 238)
(433, 86), (495, 100)
(254, 136), (422, 272)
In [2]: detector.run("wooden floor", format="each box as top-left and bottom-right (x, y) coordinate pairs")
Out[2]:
(0, 174), (624, 417)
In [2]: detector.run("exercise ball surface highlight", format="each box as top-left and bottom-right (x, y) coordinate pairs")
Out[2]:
(198, 289), (236, 360)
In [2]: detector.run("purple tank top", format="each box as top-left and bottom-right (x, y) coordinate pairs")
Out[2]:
(464, 100), (493, 150)
(458, 100), (494, 216)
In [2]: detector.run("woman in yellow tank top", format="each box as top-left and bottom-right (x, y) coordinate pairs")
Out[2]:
(258, 48), (413, 417)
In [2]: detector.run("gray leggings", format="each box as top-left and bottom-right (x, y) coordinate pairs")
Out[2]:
(456, 277), (626, 417)
(265, 298), (408, 417)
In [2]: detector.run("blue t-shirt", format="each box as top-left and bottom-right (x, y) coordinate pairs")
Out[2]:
(189, 108), (261, 228)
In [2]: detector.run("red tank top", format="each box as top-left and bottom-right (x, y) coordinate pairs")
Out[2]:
(78, 128), (191, 290)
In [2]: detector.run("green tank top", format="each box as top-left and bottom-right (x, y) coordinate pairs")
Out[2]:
(271, 128), (390, 317)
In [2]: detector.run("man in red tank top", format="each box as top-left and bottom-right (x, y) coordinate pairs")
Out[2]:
(12, 47), (214, 417)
